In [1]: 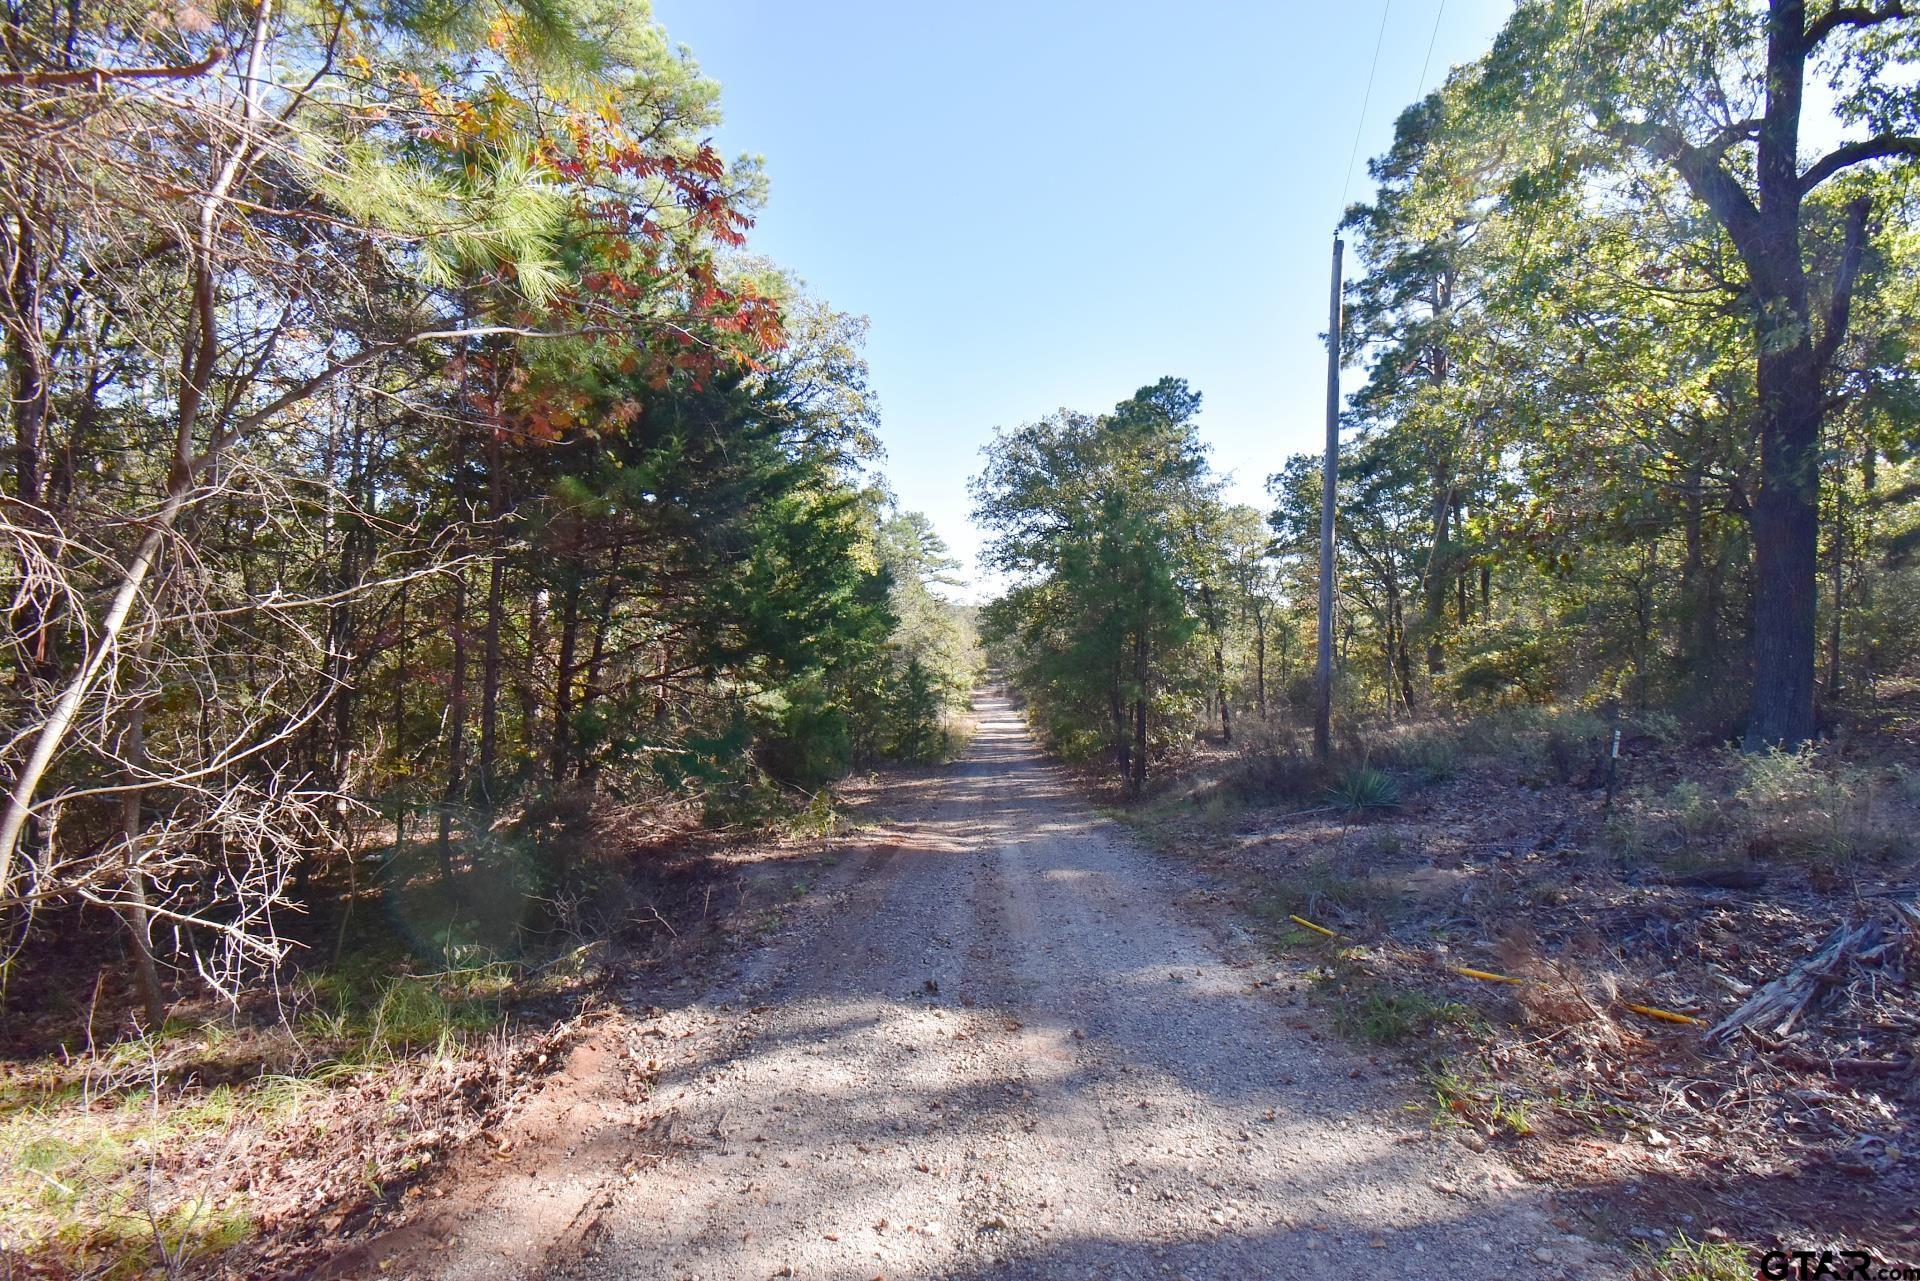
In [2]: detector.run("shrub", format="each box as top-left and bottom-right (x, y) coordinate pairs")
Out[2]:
(751, 680), (853, 788)
(1450, 619), (1565, 704)
(1736, 745), (1825, 811)
(1328, 765), (1400, 813)
(1401, 735), (1461, 783)
(1372, 721), (1462, 783)
(1457, 705), (1605, 782)
(1734, 747), (1897, 866)
(1635, 709), (1684, 745)
(1664, 779), (1723, 841)
(1225, 750), (1325, 805)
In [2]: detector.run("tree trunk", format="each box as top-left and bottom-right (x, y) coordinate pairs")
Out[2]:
(324, 405), (365, 793)
(437, 571), (468, 889)
(577, 545), (626, 780)
(1421, 274), (1454, 678)
(1253, 605), (1267, 715)
(1130, 628), (1148, 797)
(1681, 462), (1707, 676)
(1655, 0), (1876, 749)
(478, 429), (506, 799)
(6, 211), (53, 679)
(521, 588), (545, 740)
(1861, 443), (1877, 683)
(1394, 590), (1415, 713)
(1424, 471), (1452, 677)
(118, 694), (166, 1029)
(1382, 606), (1397, 715)
(1199, 582), (1229, 742)
(1744, 345), (1822, 749)
(7, 214), (46, 506)
(549, 576), (583, 783)
(393, 577), (409, 849)
(1826, 449), (1846, 701)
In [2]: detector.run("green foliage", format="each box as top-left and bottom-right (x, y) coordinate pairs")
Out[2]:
(1327, 765), (1401, 813)
(872, 513), (983, 761)
(1422, 1061), (1536, 1138)
(304, 970), (511, 1062)
(975, 379), (1227, 795)
(751, 678), (855, 790)
(1733, 748), (1898, 865)
(1604, 746), (1903, 874)
(1456, 706), (1605, 781)
(1374, 725), (1461, 783)
(1264, 0), (1920, 743)
(0, 957), (517, 1273)
(1735, 746), (1827, 813)
(0, 0), (970, 1032)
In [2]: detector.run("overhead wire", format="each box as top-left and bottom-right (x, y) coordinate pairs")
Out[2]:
(1416, 0), (1447, 99)
(1340, 0), (1395, 215)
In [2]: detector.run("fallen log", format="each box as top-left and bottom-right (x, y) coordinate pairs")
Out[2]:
(1657, 864), (1768, 890)
(1707, 918), (1897, 1044)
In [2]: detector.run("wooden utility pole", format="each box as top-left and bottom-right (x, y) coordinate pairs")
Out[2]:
(1314, 235), (1343, 761)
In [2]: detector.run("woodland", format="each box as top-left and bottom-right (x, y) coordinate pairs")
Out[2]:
(979, 1), (1920, 785)
(972, 0), (1920, 1260)
(4, 0), (1920, 1275)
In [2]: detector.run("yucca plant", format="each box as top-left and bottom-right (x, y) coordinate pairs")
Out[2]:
(1328, 765), (1400, 814)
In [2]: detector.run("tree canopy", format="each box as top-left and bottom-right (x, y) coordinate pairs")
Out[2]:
(0, 0), (976, 1019)
(981, 0), (1920, 786)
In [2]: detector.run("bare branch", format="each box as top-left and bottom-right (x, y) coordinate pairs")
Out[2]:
(1805, 2), (1912, 47)
(1813, 195), (1874, 371)
(1800, 134), (1920, 194)
(0, 47), (224, 90)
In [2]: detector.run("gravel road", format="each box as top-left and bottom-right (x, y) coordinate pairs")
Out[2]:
(417, 693), (1592, 1280)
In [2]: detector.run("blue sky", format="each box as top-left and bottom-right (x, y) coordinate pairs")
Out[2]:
(650, 0), (1517, 594)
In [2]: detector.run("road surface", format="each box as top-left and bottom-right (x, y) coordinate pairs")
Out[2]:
(390, 693), (1585, 1280)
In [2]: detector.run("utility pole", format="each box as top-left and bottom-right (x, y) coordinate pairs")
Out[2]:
(1314, 235), (1343, 761)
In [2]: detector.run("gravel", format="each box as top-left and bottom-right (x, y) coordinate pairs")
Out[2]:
(423, 694), (1576, 1279)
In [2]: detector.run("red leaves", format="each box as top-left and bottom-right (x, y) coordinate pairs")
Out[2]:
(400, 98), (782, 449)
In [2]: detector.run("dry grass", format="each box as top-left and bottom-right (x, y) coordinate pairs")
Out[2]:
(0, 956), (588, 1276)
(1113, 695), (1920, 1254)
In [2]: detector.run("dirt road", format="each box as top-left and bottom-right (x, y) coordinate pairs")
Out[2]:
(381, 694), (1596, 1279)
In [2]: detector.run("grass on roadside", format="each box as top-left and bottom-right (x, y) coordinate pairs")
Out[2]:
(1421, 1060), (1537, 1138)
(1320, 976), (1475, 1047)
(1642, 1233), (1752, 1281)
(0, 956), (530, 1276)
(2, 1081), (266, 1278)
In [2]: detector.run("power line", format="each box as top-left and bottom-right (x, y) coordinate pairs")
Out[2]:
(1416, 0), (1447, 98)
(1340, 0), (1395, 215)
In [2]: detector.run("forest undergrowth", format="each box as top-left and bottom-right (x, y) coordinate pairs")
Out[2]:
(1107, 688), (1920, 1270)
(0, 768), (911, 1279)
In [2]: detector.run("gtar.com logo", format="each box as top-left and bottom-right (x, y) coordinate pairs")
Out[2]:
(1757, 1249), (1919, 1280)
